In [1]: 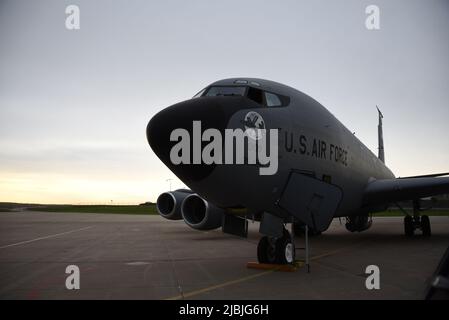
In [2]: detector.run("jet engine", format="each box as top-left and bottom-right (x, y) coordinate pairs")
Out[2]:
(156, 189), (192, 220)
(345, 215), (373, 232)
(181, 194), (224, 230)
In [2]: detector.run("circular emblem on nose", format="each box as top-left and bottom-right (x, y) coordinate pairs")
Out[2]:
(243, 111), (265, 140)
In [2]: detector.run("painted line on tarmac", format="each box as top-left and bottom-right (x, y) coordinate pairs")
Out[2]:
(166, 269), (276, 300)
(165, 241), (367, 300)
(0, 226), (93, 249)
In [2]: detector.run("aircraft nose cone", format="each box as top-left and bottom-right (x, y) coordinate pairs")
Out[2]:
(147, 97), (244, 182)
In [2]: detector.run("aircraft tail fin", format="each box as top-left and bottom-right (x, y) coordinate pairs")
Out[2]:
(377, 106), (385, 163)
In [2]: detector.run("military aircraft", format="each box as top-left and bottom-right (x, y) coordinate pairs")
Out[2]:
(146, 78), (449, 265)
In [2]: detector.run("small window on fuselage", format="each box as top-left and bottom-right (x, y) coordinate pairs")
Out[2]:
(265, 92), (282, 107)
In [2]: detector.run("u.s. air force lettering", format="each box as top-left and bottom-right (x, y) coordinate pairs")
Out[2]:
(283, 130), (348, 166)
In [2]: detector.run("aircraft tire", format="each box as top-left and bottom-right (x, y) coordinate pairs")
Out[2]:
(275, 231), (295, 265)
(257, 236), (278, 264)
(257, 236), (269, 263)
(404, 215), (414, 237)
(421, 215), (431, 237)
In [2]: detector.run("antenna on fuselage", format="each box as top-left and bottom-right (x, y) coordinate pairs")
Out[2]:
(376, 106), (385, 163)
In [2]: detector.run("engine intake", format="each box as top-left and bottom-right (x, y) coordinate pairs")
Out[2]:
(156, 189), (192, 220)
(181, 194), (224, 230)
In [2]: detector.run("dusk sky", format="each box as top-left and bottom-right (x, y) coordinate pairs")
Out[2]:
(1, 0), (448, 204)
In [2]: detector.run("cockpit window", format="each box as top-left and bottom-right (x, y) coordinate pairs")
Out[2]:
(195, 84), (290, 107)
(205, 86), (246, 97)
(247, 87), (264, 105)
(265, 92), (282, 107)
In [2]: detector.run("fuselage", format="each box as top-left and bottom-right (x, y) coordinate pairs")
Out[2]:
(147, 78), (395, 222)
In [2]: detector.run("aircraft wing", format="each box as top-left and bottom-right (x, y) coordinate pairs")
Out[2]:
(363, 175), (449, 206)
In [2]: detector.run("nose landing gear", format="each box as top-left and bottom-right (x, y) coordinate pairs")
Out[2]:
(257, 229), (295, 264)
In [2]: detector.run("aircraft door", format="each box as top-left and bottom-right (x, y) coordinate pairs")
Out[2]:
(278, 171), (342, 232)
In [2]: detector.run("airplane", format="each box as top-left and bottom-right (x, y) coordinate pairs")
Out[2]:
(146, 78), (449, 265)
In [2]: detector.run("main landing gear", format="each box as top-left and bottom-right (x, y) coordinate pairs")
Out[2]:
(404, 214), (431, 237)
(257, 229), (295, 264)
(403, 199), (431, 237)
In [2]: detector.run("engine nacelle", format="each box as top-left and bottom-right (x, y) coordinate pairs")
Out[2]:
(181, 194), (224, 230)
(156, 189), (192, 220)
(345, 215), (373, 232)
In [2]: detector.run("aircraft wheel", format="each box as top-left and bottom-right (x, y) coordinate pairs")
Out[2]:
(404, 215), (414, 237)
(257, 236), (269, 263)
(275, 230), (295, 264)
(421, 215), (431, 237)
(257, 236), (277, 264)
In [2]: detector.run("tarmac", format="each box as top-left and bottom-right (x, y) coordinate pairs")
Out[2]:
(0, 210), (448, 299)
